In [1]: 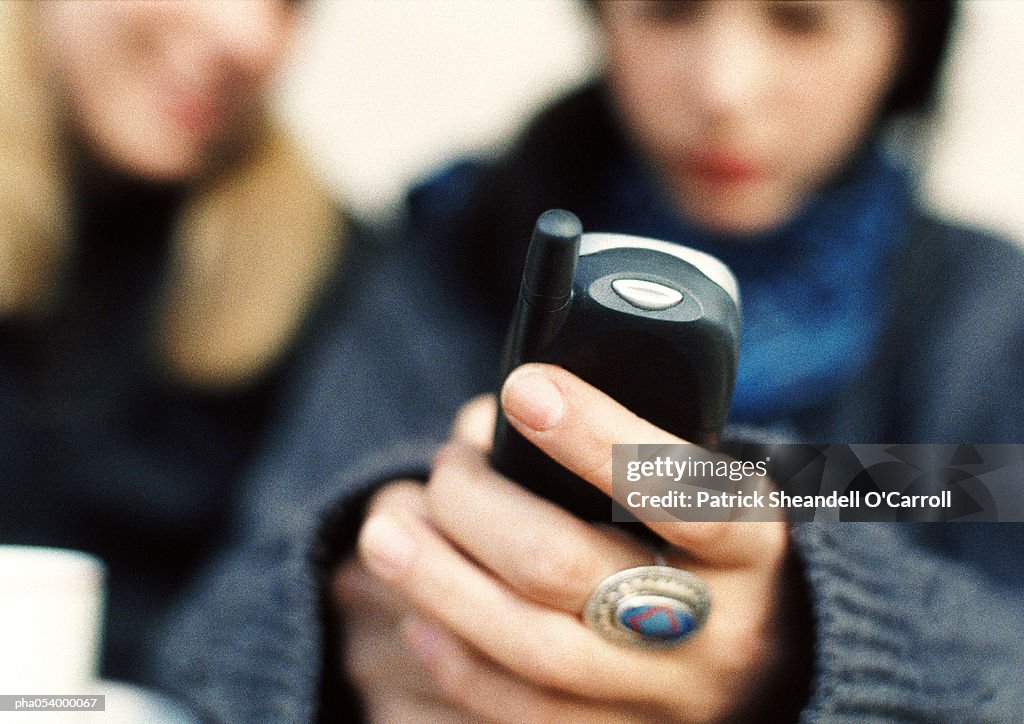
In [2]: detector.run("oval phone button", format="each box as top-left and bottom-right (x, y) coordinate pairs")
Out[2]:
(611, 278), (683, 311)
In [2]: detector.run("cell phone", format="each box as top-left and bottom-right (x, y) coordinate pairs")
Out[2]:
(491, 209), (741, 522)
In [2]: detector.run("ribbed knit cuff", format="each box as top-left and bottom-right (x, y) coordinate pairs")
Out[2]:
(792, 523), (1020, 722)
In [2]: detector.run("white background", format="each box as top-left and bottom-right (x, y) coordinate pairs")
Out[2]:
(277, 0), (1024, 243)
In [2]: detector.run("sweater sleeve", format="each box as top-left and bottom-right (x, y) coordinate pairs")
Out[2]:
(792, 522), (1024, 722)
(150, 440), (438, 724)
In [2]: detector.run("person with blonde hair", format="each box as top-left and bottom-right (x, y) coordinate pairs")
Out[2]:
(0, 0), (343, 682)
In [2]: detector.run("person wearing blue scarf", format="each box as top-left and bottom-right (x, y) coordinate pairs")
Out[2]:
(341, 2), (1023, 720)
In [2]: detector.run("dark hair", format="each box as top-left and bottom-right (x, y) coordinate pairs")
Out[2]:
(886, 0), (958, 115)
(584, 0), (959, 117)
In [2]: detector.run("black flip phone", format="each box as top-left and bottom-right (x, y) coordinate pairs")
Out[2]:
(491, 209), (741, 522)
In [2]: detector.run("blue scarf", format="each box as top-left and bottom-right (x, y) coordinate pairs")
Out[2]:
(592, 144), (913, 425)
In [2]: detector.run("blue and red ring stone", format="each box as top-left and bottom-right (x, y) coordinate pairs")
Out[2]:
(583, 566), (711, 648)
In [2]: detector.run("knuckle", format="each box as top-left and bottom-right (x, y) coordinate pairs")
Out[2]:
(571, 428), (613, 483)
(760, 522), (790, 566)
(427, 648), (474, 700)
(691, 521), (731, 547)
(522, 641), (586, 691)
(505, 622), (589, 691)
(342, 631), (381, 690)
(424, 455), (468, 526)
(366, 479), (426, 518)
(671, 521), (732, 552)
(425, 450), (460, 499)
(717, 642), (762, 682)
(513, 534), (594, 606)
(427, 441), (483, 496)
(714, 616), (771, 680)
(452, 395), (497, 441)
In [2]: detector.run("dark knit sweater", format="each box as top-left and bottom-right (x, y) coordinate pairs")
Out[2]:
(0, 178), (283, 681)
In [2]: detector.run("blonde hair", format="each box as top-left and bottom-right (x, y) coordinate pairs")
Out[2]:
(0, 3), (344, 389)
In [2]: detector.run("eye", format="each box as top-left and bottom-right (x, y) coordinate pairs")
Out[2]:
(634, 0), (704, 27)
(766, 1), (829, 37)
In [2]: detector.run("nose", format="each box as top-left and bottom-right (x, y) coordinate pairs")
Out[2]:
(688, 14), (768, 122)
(200, 0), (295, 81)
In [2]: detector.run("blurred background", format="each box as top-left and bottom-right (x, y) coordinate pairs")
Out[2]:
(277, 0), (1023, 243)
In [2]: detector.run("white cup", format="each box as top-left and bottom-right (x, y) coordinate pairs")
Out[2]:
(0, 546), (105, 694)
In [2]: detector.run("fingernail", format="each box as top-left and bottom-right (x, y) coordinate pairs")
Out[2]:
(502, 366), (565, 431)
(360, 515), (416, 579)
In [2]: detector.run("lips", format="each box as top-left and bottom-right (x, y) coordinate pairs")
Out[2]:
(160, 79), (228, 139)
(677, 150), (763, 185)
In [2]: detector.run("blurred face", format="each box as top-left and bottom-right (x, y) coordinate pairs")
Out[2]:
(600, 0), (904, 235)
(35, 0), (299, 182)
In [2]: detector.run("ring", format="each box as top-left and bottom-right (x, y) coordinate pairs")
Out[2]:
(584, 565), (711, 649)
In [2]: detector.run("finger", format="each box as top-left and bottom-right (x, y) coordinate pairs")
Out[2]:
(402, 616), (650, 724)
(356, 508), (709, 705)
(428, 441), (650, 613)
(344, 605), (440, 700)
(333, 558), (437, 700)
(332, 484), (426, 643)
(363, 478), (429, 522)
(500, 364), (785, 568)
(450, 395), (498, 453)
(366, 697), (483, 724)
(333, 559), (411, 615)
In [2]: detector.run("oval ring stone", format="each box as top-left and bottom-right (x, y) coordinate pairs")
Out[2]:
(616, 594), (697, 643)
